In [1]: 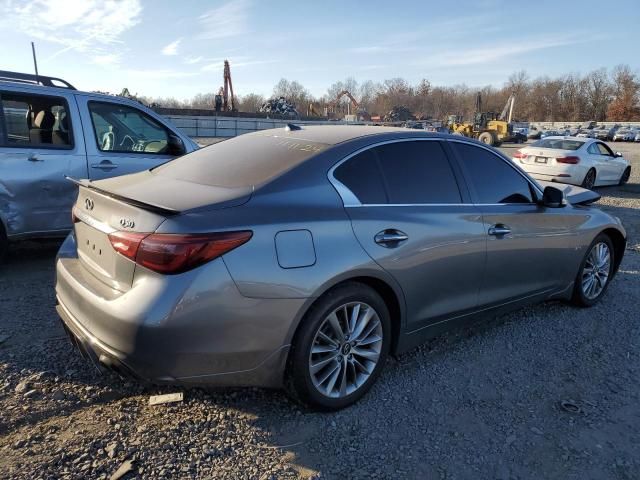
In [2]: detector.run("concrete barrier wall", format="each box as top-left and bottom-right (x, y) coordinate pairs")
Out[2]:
(164, 115), (362, 138)
(163, 114), (640, 139)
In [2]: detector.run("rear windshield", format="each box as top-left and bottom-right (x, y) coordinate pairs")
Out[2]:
(531, 138), (584, 150)
(153, 133), (329, 187)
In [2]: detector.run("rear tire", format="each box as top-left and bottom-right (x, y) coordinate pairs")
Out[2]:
(571, 233), (614, 307)
(285, 282), (391, 411)
(618, 167), (631, 186)
(581, 168), (596, 189)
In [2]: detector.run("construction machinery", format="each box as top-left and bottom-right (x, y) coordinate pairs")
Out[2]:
(214, 60), (236, 112)
(325, 90), (368, 119)
(447, 92), (515, 146)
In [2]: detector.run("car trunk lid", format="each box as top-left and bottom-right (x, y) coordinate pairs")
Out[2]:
(71, 174), (252, 291)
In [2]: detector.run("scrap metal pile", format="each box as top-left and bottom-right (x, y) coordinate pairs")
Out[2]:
(260, 97), (298, 116)
(384, 105), (415, 122)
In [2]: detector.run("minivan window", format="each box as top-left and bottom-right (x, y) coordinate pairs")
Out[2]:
(0, 92), (73, 149)
(375, 141), (461, 204)
(452, 142), (534, 204)
(88, 102), (170, 154)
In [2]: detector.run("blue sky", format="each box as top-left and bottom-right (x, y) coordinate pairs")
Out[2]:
(1, 0), (638, 100)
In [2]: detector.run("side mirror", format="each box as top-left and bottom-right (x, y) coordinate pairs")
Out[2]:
(168, 134), (185, 156)
(615, 151), (623, 157)
(542, 186), (567, 208)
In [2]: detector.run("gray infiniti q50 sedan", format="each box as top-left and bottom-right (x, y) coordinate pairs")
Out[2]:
(56, 125), (626, 410)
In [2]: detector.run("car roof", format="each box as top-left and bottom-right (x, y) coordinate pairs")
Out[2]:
(244, 125), (415, 145)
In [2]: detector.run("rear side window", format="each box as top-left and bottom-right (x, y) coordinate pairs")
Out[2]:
(0, 92), (73, 149)
(452, 143), (533, 204)
(375, 141), (461, 204)
(334, 140), (462, 205)
(333, 149), (387, 204)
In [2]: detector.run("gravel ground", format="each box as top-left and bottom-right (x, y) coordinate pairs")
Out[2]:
(1, 141), (639, 480)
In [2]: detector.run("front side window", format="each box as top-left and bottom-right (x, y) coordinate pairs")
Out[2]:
(0, 92), (73, 149)
(88, 102), (170, 154)
(452, 142), (534, 204)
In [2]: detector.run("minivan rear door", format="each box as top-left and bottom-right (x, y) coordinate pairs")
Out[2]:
(75, 95), (184, 181)
(0, 87), (87, 237)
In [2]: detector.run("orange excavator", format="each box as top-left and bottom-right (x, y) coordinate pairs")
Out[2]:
(215, 60), (236, 112)
(325, 90), (360, 117)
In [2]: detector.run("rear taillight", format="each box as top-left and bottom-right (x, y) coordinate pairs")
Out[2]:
(108, 231), (252, 274)
(513, 150), (528, 159)
(556, 156), (580, 164)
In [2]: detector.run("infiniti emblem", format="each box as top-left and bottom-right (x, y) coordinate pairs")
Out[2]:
(119, 218), (135, 229)
(84, 198), (94, 210)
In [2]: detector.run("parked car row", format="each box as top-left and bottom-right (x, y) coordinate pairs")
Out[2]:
(529, 123), (640, 142)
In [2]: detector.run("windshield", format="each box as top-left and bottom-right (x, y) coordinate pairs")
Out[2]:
(154, 133), (329, 188)
(531, 138), (584, 150)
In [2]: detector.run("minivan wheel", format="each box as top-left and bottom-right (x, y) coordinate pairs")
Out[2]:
(285, 283), (391, 410)
(571, 233), (614, 307)
(582, 168), (596, 189)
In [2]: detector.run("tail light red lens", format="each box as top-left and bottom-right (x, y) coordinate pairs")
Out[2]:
(108, 231), (148, 261)
(108, 231), (252, 274)
(556, 156), (580, 164)
(513, 150), (528, 159)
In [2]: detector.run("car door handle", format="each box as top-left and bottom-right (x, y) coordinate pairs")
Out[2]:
(488, 225), (511, 236)
(91, 160), (119, 171)
(27, 154), (43, 162)
(374, 229), (409, 247)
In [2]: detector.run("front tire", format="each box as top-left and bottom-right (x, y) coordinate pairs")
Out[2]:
(571, 234), (614, 307)
(285, 283), (391, 410)
(581, 168), (596, 189)
(618, 167), (631, 186)
(478, 131), (495, 146)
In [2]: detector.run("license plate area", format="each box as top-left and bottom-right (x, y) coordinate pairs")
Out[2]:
(535, 156), (548, 164)
(75, 222), (135, 291)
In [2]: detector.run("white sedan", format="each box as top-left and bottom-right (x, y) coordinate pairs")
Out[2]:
(512, 137), (631, 189)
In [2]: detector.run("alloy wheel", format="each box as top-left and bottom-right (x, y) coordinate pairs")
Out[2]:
(583, 170), (596, 189)
(581, 242), (611, 300)
(308, 302), (383, 398)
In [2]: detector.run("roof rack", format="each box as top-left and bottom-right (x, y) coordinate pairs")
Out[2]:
(0, 70), (76, 90)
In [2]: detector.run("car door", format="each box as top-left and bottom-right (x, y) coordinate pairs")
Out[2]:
(76, 96), (183, 180)
(332, 139), (486, 331)
(0, 88), (87, 237)
(449, 141), (581, 306)
(595, 142), (625, 183)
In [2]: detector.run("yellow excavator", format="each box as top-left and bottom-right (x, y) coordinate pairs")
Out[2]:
(448, 92), (515, 146)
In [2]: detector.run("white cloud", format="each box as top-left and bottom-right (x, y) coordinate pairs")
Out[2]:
(161, 38), (181, 56)
(0, 0), (142, 63)
(417, 36), (582, 67)
(184, 55), (204, 64)
(199, 0), (250, 39)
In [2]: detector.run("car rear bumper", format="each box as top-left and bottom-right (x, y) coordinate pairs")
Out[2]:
(55, 233), (306, 388)
(516, 162), (588, 186)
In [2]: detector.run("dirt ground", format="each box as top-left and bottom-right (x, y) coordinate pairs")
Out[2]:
(0, 140), (639, 479)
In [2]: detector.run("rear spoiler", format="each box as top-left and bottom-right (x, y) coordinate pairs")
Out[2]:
(65, 177), (180, 216)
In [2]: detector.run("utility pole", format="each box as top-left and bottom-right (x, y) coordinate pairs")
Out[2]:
(31, 42), (39, 82)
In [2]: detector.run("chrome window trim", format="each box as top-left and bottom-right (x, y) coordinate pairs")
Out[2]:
(327, 136), (543, 208)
